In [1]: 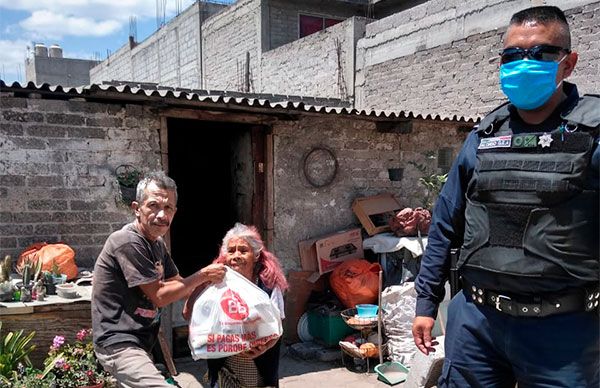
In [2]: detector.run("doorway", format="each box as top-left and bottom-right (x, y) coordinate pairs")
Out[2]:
(167, 118), (264, 277)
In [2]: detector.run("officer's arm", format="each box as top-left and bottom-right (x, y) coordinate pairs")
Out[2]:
(415, 131), (479, 318)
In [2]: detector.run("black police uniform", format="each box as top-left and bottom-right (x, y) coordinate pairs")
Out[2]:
(415, 82), (600, 387)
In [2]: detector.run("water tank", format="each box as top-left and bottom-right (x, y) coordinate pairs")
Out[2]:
(34, 43), (48, 57)
(49, 44), (63, 58)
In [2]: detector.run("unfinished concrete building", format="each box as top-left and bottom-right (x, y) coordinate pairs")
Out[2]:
(89, 0), (600, 119)
(25, 43), (100, 87)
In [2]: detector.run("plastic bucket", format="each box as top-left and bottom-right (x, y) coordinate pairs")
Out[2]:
(355, 303), (378, 317)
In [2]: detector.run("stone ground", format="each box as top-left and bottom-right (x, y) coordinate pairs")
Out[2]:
(172, 344), (396, 388)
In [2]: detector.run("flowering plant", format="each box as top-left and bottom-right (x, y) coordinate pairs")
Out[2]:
(41, 329), (110, 388)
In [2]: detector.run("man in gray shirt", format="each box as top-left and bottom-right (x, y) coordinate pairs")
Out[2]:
(92, 171), (225, 387)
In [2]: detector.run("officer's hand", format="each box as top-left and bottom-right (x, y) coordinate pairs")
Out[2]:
(412, 316), (438, 355)
(199, 263), (226, 285)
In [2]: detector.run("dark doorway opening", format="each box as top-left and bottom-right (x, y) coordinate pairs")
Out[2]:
(167, 118), (259, 277)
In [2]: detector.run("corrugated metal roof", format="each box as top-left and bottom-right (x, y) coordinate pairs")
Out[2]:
(0, 80), (477, 123)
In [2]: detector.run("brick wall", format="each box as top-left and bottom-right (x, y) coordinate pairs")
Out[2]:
(260, 17), (367, 99)
(271, 115), (467, 270)
(0, 90), (467, 271)
(0, 96), (162, 268)
(356, 0), (600, 119)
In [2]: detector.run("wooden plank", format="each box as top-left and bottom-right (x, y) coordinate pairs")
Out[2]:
(1, 302), (92, 368)
(161, 108), (277, 125)
(251, 126), (266, 236)
(159, 116), (170, 174)
(0, 305), (34, 315)
(158, 327), (177, 376)
(265, 132), (274, 249)
(159, 116), (172, 252)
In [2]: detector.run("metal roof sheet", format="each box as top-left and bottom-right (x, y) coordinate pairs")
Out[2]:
(0, 80), (476, 123)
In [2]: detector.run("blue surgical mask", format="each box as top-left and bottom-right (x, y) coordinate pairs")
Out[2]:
(499, 58), (564, 110)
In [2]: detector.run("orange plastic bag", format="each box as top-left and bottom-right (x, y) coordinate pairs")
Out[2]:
(329, 259), (381, 309)
(17, 242), (78, 280)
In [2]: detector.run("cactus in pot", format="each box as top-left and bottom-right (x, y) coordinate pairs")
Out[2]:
(32, 256), (42, 283)
(22, 262), (31, 286)
(0, 255), (11, 283)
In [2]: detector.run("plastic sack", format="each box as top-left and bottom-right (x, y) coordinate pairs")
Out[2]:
(188, 268), (282, 360)
(17, 242), (78, 280)
(329, 259), (381, 309)
(389, 207), (431, 237)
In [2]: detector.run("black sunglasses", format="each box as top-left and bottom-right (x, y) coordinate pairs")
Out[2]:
(499, 44), (571, 64)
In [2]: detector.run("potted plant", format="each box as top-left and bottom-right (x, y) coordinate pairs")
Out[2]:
(408, 160), (448, 210)
(0, 322), (36, 384)
(41, 329), (111, 388)
(50, 260), (67, 285)
(115, 164), (141, 204)
(43, 271), (56, 295)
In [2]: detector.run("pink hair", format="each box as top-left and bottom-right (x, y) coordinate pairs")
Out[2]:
(214, 223), (289, 292)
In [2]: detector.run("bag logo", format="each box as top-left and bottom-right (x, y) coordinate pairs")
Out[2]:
(220, 289), (249, 320)
(478, 135), (512, 149)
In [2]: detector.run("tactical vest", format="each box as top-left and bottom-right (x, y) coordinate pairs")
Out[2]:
(458, 95), (600, 294)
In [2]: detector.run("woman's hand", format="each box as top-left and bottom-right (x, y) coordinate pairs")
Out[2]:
(240, 336), (280, 359)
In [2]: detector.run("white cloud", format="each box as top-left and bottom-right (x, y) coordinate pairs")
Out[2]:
(20, 10), (121, 39)
(0, 0), (198, 22)
(0, 39), (30, 82)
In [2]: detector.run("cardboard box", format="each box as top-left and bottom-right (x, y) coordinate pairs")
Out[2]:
(352, 193), (402, 236)
(283, 271), (326, 343)
(298, 237), (319, 272)
(298, 228), (364, 275)
(316, 228), (363, 274)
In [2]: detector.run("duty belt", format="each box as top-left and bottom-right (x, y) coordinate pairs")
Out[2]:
(464, 283), (599, 317)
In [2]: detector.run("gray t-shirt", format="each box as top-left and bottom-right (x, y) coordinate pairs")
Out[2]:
(92, 222), (178, 352)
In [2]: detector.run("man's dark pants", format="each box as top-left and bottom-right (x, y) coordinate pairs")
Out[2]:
(439, 291), (599, 388)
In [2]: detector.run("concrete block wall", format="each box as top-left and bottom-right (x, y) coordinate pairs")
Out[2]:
(26, 57), (99, 88)
(271, 115), (467, 270)
(91, 3), (203, 88)
(266, 0), (367, 50)
(202, 0), (261, 91)
(260, 17), (367, 99)
(0, 96), (162, 268)
(356, 0), (600, 119)
(567, 2), (600, 95)
(90, 44), (134, 84)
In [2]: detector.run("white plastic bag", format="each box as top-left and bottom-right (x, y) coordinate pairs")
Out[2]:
(188, 268), (283, 359)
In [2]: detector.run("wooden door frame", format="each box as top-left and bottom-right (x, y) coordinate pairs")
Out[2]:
(159, 108), (275, 247)
(158, 109), (275, 351)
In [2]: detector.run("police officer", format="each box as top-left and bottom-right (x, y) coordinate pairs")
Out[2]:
(412, 6), (599, 387)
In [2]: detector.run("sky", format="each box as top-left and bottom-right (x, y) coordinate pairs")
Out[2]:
(0, 0), (235, 83)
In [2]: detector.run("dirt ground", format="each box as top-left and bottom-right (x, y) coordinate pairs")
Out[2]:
(172, 344), (393, 388)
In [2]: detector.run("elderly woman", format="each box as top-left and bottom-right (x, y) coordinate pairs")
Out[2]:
(184, 223), (288, 388)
